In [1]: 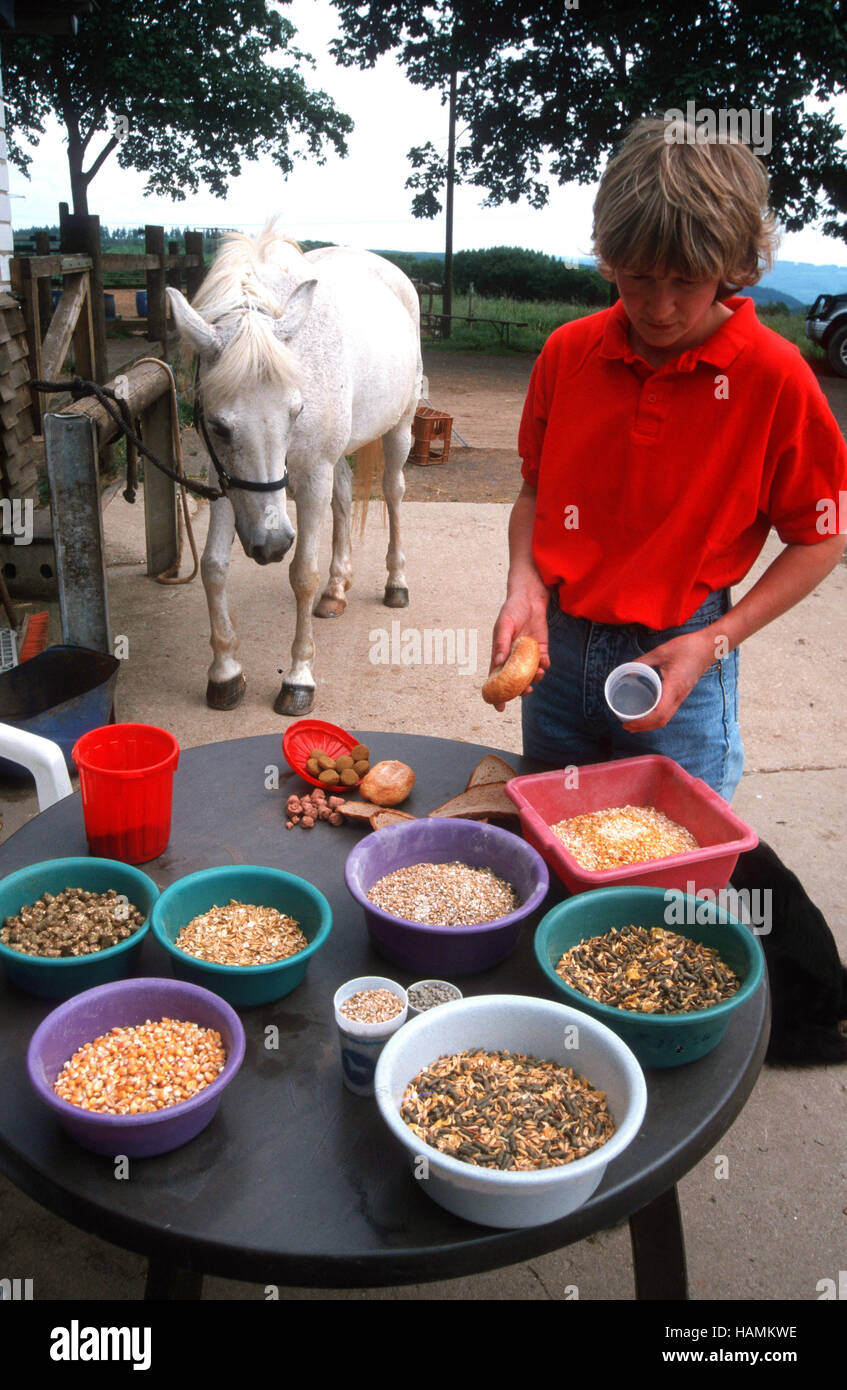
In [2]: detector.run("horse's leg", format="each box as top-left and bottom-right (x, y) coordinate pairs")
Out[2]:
(381, 415), (411, 608)
(314, 454), (353, 619)
(274, 467), (333, 715)
(202, 495), (246, 709)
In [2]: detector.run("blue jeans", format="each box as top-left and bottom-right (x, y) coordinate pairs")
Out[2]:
(521, 590), (745, 801)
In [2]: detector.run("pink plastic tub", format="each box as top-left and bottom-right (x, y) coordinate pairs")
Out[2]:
(505, 755), (757, 895)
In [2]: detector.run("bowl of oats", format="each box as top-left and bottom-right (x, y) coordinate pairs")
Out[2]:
(344, 818), (549, 977)
(374, 992), (647, 1227)
(505, 754), (757, 895)
(151, 865), (332, 1007)
(534, 885), (764, 1068)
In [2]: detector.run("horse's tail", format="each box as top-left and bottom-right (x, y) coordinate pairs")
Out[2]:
(351, 439), (385, 537)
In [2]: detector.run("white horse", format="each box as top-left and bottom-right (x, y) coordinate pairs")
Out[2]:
(166, 225), (422, 715)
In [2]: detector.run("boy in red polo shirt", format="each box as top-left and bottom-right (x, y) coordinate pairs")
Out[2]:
(491, 117), (847, 800)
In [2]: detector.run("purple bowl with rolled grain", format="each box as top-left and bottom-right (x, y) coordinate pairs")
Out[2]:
(344, 818), (549, 976)
(26, 977), (245, 1157)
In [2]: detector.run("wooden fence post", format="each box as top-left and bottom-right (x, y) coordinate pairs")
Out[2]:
(34, 230), (52, 330)
(59, 205), (107, 383)
(145, 224), (167, 360)
(166, 239), (180, 293)
(184, 230), (205, 302)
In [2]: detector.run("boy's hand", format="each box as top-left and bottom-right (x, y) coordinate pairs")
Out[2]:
(621, 628), (720, 731)
(488, 583), (551, 713)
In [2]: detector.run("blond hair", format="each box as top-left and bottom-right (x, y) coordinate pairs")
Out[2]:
(592, 118), (780, 295)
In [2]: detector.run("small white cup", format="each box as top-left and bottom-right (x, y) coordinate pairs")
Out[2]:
(604, 662), (662, 720)
(333, 975), (408, 1096)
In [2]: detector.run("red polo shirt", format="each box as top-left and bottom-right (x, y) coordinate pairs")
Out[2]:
(519, 296), (847, 627)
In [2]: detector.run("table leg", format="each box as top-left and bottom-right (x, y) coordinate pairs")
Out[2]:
(144, 1259), (204, 1300)
(628, 1185), (688, 1300)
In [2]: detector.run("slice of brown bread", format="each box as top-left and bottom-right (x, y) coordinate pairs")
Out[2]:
(427, 783), (518, 819)
(465, 755), (517, 790)
(370, 809), (416, 830)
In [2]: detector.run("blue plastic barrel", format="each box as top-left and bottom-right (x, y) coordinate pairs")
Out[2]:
(136, 290), (148, 317)
(103, 293), (117, 320)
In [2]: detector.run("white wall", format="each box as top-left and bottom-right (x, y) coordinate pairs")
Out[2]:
(0, 45), (12, 291)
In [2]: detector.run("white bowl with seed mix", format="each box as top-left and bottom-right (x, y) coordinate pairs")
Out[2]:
(374, 993), (647, 1228)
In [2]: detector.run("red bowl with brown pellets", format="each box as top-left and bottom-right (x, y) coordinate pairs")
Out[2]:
(282, 718), (366, 790)
(505, 755), (757, 895)
(26, 977), (246, 1157)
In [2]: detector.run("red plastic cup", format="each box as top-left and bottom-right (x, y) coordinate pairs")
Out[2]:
(72, 723), (180, 864)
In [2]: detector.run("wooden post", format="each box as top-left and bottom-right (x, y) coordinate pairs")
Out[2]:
(35, 230), (53, 330)
(145, 224), (167, 359)
(468, 282), (474, 325)
(59, 206), (107, 383)
(140, 388), (179, 578)
(166, 239), (180, 292)
(184, 230), (205, 302)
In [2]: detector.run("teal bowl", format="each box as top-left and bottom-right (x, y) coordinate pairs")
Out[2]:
(0, 858), (158, 999)
(534, 886), (765, 1068)
(152, 865), (332, 1007)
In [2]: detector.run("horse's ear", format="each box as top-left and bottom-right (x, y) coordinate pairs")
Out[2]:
(273, 278), (318, 342)
(166, 288), (221, 359)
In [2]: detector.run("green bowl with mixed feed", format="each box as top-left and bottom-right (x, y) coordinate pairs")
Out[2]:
(534, 885), (764, 1068)
(151, 865), (332, 1007)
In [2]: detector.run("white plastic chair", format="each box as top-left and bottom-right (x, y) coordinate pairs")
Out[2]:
(0, 722), (74, 811)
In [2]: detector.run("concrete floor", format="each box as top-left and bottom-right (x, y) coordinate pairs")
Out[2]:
(1, 361), (845, 1302)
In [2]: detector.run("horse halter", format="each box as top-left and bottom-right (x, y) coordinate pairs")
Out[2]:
(192, 303), (291, 496)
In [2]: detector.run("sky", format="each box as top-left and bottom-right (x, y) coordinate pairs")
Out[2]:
(7, 0), (847, 268)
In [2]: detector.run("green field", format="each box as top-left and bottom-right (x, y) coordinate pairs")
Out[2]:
(424, 293), (827, 367)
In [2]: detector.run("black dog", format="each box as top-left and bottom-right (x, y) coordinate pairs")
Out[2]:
(730, 840), (847, 1065)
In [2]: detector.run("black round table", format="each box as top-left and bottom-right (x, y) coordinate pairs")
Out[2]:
(0, 732), (769, 1300)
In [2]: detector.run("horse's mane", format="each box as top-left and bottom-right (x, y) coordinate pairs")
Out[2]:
(190, 222), (308, 403)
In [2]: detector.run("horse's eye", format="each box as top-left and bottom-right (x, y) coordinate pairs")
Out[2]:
(209, 419), (231, 442)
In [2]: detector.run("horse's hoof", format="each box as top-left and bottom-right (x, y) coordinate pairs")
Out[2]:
(274, 683), (315, 716)
(206, 674), (246, 710)
(384, 585), (409, 609)
(314, 594), (347, 618)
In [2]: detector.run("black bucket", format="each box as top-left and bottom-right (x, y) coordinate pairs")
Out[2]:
(0, 645), (120, 780)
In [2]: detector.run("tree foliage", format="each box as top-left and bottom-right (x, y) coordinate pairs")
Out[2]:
(329, 0), (847, 239)
(452, 247), (607, 302)
(4, 0), (353, 215)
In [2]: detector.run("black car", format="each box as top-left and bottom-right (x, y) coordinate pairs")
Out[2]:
(806, 293), (847, 376)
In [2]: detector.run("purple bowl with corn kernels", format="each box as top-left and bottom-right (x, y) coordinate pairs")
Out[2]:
(26, 977), (245, 1157)
(344, 818), (549, 977)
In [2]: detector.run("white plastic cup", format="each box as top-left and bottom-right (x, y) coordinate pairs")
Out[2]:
(604, 662), (662, 720)
(406, 980), (463, 1018)
(333, 975), (408, 1096)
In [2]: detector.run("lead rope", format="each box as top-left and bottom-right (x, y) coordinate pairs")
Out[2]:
(31, 359), (202, 585)
(130, 358), (200, 586)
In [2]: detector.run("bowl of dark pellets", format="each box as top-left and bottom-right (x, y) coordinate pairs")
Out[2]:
(406, 980), (463, 1017)
(344, 818), (549, 977)
(0, 858), (159, 999)
(534, 885), (765, 1068)
(374, 992), (647, 1228)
